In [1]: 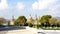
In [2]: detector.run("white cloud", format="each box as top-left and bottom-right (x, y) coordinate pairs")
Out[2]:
(32, 2), (38, 10)
(32, 0), (60, 17)
(32, 0), (60, 16)
(32, 0), (57, 10)
(45, 4), (60, 17)
(0, 0), (8, 10)
(16, 2), (25, 10)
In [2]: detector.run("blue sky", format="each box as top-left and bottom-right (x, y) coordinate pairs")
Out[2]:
(0, 0), (60, 19)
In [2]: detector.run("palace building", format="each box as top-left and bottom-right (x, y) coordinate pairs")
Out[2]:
(27, 15), (41, 25)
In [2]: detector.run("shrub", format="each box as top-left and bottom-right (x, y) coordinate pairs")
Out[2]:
(24, 23), (28, 26)
(28, 23), (33, 27)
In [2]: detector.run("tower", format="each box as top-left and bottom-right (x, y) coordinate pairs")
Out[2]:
(35, 14), (38, 20)
(34, 14), (38, 25)
(10, 16), (15, 25)
(27, 14), (33, 23)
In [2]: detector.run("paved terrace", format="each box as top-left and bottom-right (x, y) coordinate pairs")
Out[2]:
(0, 26), (37, 34)
(0, 29), (37, 34)
(1, 26), (60, 34)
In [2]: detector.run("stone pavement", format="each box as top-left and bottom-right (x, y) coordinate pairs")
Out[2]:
(0, 31), (8, 34)
(0, 29), (37, 34)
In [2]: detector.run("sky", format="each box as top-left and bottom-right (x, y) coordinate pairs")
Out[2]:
(0, 0), (60, 19)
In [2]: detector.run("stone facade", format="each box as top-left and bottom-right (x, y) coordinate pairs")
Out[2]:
(27, 15), (41, 25)
(10, 16), (15, 25)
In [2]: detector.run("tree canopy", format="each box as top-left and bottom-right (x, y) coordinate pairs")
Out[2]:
(40, 15), (52, 26)
(16, 16), (27, 26)
(0, 18), (5, 25)
(41, 15), (52, 20)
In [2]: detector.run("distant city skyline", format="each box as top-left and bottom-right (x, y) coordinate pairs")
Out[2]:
(0, 0), (60, 19)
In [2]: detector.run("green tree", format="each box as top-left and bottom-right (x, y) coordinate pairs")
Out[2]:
(49, 18), (57, 27)
(0, 18), (5, 25)
(41, 15), (52, 27)
(16, 16), (27, 26)
(56, 21), (60, 27)
(7, 21), (10, 26)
